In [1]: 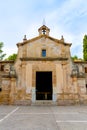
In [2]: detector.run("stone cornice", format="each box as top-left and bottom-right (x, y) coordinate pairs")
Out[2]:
(74, 61), (87, 64)
(17, 35), (72, 47)
(20, 57), (68, 61)
(0, 60), (14, 63)
(2, 75), (17, 78)
(71, 73), (85, 78)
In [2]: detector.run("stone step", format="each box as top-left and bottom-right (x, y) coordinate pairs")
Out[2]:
(32, 100), (57, 106)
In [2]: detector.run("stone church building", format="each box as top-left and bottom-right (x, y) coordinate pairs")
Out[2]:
(0, 24), (87, 105)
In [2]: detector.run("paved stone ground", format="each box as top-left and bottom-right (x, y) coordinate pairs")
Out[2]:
(0, 105), (87, 130)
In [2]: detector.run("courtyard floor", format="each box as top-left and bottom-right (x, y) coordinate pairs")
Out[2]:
(0, 105), (87, 130)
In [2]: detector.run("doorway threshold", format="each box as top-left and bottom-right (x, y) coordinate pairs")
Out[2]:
(32, 100), (57, 106)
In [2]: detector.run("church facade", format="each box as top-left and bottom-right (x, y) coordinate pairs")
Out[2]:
(0, 24), (87, 105)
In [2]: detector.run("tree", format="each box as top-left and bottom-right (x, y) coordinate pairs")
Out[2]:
(71, 55), (83, 61)
(83, 35), (87, 61)
(71, 55), (78, 61)
(6, 53), (17, 61)
(0, 42), (6, 60)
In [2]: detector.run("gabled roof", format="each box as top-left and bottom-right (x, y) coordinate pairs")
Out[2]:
(17, 34), (72, 47)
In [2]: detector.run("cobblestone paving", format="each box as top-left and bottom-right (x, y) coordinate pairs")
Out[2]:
(0, 105), (87, 130)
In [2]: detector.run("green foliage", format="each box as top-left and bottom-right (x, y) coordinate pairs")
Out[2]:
(6, 53), (17, 61)
(83, 35), (87, 61)
(71, 55), (78, 61)
(71, 55), (83, 61)
(0, 42), (6, 60)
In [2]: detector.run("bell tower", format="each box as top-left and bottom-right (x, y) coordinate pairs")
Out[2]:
(38, 24), (50, 36)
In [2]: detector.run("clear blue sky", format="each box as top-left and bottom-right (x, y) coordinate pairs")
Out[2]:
(0, 0), (87, 58)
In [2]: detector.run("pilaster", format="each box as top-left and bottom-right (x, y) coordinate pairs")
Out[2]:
(21, 62), (26, 88)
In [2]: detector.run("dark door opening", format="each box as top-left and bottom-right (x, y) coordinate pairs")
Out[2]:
(36, 71), (52, 100)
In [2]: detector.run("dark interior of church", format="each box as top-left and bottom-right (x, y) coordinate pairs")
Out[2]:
(36, 71), (52, 100)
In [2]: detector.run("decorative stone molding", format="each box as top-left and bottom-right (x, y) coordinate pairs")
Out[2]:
(20, 57), (68, 61)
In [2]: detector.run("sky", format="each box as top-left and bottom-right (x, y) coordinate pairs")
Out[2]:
(0, 0), (87, 58)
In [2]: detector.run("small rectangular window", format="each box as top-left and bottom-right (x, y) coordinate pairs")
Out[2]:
(85, 68), (87, 73)
(42, 50), (46, 57)
(0, 88), (2, 92)
(1, 65), (4, 71)
(86, 84), (87, 94)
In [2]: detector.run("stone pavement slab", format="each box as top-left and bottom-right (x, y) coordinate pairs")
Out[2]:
(0, 105), (87, 130)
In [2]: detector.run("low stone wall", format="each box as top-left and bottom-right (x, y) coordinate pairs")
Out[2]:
(0, 91), (10, 105)
(14, 100), (31, 105)
(57, 93), (79, 105)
